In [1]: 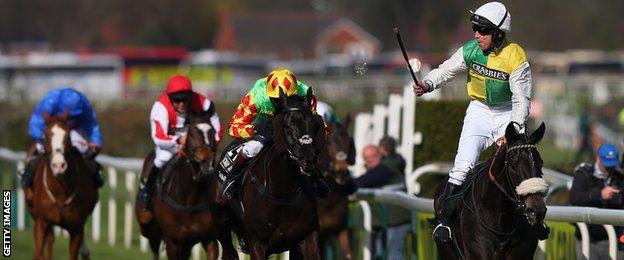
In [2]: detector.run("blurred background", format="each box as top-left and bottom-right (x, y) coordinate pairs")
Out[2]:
(1, 1), (624, 258)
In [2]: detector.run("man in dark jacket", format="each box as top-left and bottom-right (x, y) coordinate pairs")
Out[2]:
(570, 143), (624, 260)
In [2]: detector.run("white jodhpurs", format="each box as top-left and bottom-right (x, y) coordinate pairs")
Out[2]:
(448, 100), (512, 186)
(241, 140), (264, 159)
(36, 130), (91, 155)
(154, 146), (175, 169)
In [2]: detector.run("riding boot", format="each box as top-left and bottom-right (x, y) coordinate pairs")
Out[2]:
(221, 151), (248, 200)
(313, 175), (331, 198)
(20, 154), (41, 189)
(138, 166), (159, 211)
(432, 182), (461, 243)
(85, 159), (105, 189)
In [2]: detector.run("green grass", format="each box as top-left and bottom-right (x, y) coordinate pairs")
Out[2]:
(9, 229), (147, 260)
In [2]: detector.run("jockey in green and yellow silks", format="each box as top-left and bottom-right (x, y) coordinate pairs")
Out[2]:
(412, 1), (548, 244)
(220, 69), (329, 199)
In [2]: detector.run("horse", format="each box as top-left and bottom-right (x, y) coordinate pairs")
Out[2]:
(135, 109), (238, 260)
(24, 112), (98, 260)
(434, 122), (549, 259)
(317, 116), (356, 259)
(216, 88), (326, 259)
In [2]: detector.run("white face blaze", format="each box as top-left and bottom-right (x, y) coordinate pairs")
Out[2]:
(196, 123), (212, 145)
(50, 124), (68, 176)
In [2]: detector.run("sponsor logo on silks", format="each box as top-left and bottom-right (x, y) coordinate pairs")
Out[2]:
(471, 63), (510, 81)
(3, 190), (10, 257)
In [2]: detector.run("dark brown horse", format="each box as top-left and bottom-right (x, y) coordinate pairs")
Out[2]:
(216, 88), (326, 259)
(434, 122), (549, 259)
(317, 116), (356, 259)
(24, 112), (98, 260)
(135, 109), (237, 260)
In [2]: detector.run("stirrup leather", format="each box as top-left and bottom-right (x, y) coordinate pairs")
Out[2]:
(432, 223), (452, 242)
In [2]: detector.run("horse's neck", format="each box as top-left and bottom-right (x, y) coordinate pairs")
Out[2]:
(263, 150), (301, 196)
(475, 158), (516, 219)
(164, 162), (210, 201)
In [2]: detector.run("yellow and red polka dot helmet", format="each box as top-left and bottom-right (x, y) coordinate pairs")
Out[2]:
(265, 69), (297, 98)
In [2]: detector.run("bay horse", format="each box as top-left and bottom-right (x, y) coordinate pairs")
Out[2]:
(135, 109), (237, 260)
(317, 116), (356, 259)
(217, 88), (326, 259)
(434, 122), (549, 259)
(25, 112), (98, 260)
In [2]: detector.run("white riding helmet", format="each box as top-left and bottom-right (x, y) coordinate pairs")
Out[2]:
(470, 2), (511, 33)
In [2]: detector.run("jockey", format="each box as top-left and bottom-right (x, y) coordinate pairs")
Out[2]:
(21, 88), (104, 189)
(137, 74), (222, 210)
(412, 2), (542, 243)
(316, 100), (340, 125)
(220, 68), (330, 199)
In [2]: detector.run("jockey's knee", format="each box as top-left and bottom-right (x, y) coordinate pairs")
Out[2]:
(242, 140), (263, 159)
(449, 169), (468, 186)
(153, 150), (174, 169)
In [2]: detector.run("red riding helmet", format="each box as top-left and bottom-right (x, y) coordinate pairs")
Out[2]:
(166, 75), (193, 94)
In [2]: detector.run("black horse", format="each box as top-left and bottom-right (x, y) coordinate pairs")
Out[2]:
(218, 88), (326, 259)
(317, 116), (357, 259)
(434, 122), (549, 259)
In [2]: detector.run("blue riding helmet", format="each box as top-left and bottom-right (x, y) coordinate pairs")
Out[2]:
(57, 89), (84, 117)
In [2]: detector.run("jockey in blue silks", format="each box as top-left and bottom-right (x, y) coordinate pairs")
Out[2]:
(21, 88), (105, 189)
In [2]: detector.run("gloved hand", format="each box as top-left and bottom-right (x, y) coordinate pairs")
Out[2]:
(84, 144), (101, 160)
(412, 80), (433, 96)
(252, 118), (273, 140)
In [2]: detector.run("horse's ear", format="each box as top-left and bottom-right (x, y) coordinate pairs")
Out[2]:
(347, 137), (356, 165)
(344, 113), (352, 128)
(529, 122), (546, 144)
(305, 88), (314, 107)
(61, 109), (70, 121)
(205, 102), (216, 118)
(505, 122), (520, 142)
(41, 112), (51, 123)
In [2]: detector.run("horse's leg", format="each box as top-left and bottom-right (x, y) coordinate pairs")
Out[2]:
(216, 230), (238, 260)
(249, 241), (267, 260)
(165, 241), (192, 260)
(43, 224), (54, 260)
(79, 239), (91, 260)
(299, 231), (320, 260)
(34, 219), (47, 260)
(68, 227), (85, 260)
(202, 240), (218, 260)
(337, 230), (353, 260)
(148, 236), (161, 260)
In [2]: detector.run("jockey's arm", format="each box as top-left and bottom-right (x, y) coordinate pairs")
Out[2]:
(509, 61), (532, 133)
(422, 47), (468, 90)
(150, 102), (180, 150)
(79, 98), (103, 147)
(228, 92), (257, 139)
(201, 100), (223, 143)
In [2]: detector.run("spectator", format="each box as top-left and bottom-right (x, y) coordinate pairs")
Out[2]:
(379, 136), (411, 260)
(355, 145), (393, 188)
(379, 136), (406, 179)
(570, 143), (624, 260)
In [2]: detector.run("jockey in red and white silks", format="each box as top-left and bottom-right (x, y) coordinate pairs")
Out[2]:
(149, 75), (222, 169)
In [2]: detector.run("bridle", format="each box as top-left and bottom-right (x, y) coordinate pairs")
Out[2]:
(461, 142), (544, 249)
(281, 106), (316, 176)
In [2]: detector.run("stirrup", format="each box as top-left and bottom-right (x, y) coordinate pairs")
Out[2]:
(432, 223), (452, 243)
